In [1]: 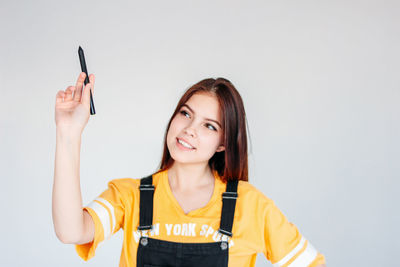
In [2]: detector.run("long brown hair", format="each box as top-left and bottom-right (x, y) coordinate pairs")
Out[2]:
(156, 78), (250, 182)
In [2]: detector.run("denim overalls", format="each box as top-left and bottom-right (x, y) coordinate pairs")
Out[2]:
(136, 174), (239, 267)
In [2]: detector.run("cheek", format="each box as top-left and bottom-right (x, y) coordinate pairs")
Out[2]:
(202, 131), (222, 147)
(169, 117), (181, 134)
(167, 117), (181, 141)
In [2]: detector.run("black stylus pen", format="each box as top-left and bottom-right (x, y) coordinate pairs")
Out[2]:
(78, 46), (96, 115)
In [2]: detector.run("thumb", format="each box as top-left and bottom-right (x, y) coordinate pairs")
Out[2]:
(81, 82), (93, 106)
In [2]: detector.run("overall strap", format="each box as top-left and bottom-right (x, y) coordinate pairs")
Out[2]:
(218, 179), (239, 237)
(138, 175), (154, 231)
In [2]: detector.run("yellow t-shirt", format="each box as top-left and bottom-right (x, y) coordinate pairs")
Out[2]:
(76, 169), (326, 267)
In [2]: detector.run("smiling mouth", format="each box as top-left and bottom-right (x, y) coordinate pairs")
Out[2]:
(176, 138), (196, 150)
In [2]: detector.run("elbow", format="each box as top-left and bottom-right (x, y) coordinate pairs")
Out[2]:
(54, 229), (80, 244)
(58, 235), (80, 244)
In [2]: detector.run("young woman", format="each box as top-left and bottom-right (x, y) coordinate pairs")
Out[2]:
(53, 72), (327, 267)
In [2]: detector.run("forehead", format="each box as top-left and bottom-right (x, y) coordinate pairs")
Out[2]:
(184, 92), (221, 121)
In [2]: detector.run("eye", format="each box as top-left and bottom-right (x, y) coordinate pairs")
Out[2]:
(206, 123), (217, 131)
(180, 110), (190, 118)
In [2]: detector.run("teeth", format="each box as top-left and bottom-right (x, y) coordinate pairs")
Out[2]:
(178, 139), (194, 149)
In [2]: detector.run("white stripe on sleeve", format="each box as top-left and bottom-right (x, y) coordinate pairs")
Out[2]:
(86, 198), (113, 240)
(95, 197), (116, 235)
(273, 236), (306, 267)
(287, 240), (318, 267)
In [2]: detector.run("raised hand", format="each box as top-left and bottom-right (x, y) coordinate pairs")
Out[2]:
(55, 72), (95, 135)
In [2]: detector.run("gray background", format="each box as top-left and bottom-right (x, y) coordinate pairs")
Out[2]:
(0, 0), (398, 266)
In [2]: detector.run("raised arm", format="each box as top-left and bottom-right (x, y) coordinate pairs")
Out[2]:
(52, 72), (96, 244)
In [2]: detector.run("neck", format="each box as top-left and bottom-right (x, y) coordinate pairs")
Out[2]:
(167, 161), (215, 192)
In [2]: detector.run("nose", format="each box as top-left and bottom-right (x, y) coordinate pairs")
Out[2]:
(184, 123), (197, 138)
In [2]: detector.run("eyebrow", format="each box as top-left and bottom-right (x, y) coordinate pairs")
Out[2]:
(181, 104), (222, 129)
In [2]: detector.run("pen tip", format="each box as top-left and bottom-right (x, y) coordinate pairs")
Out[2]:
(79, 46), (83, 51)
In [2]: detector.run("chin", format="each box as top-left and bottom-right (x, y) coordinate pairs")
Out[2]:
(168, 147), (203, 165)
(169, 150), (195, 164)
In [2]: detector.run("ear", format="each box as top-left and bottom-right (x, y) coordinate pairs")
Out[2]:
(216, 144), (225, 152)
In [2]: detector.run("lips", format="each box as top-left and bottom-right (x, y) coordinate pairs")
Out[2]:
(177, 137), (196, 149)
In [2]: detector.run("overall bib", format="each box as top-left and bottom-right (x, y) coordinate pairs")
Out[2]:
(136, 174), (239, 267)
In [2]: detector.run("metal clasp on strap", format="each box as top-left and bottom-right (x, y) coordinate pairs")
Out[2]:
(217, 229), (231, 250)
(218, 228), (232, 237)
(137, 225), (153, 246)
(138, 225), (153, 231)
(222, 192), (238, 199)
(137, 225), (153, 237)
(139, 184), (155, 191)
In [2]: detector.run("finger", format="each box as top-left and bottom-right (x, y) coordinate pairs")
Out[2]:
(88, 74), (95, 94)
(74, 72), (86, 102)
(64, 86), (75, 102)
(56, 90), (66, 103)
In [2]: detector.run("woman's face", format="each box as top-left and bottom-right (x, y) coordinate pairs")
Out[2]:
(167, 92), (225, 165)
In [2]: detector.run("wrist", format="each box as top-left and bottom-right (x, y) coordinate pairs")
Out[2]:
(56, 127), (82, 141)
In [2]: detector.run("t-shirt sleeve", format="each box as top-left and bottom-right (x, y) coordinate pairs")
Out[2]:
(75, 179), (126, 261)
(262, 200), (326, 266)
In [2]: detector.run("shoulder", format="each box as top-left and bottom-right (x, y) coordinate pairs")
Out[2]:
(107, 177), (140, 192)
(106, 171), (164, 197)
(237, 180), (272, 200)
(237, 180), (275, 209)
